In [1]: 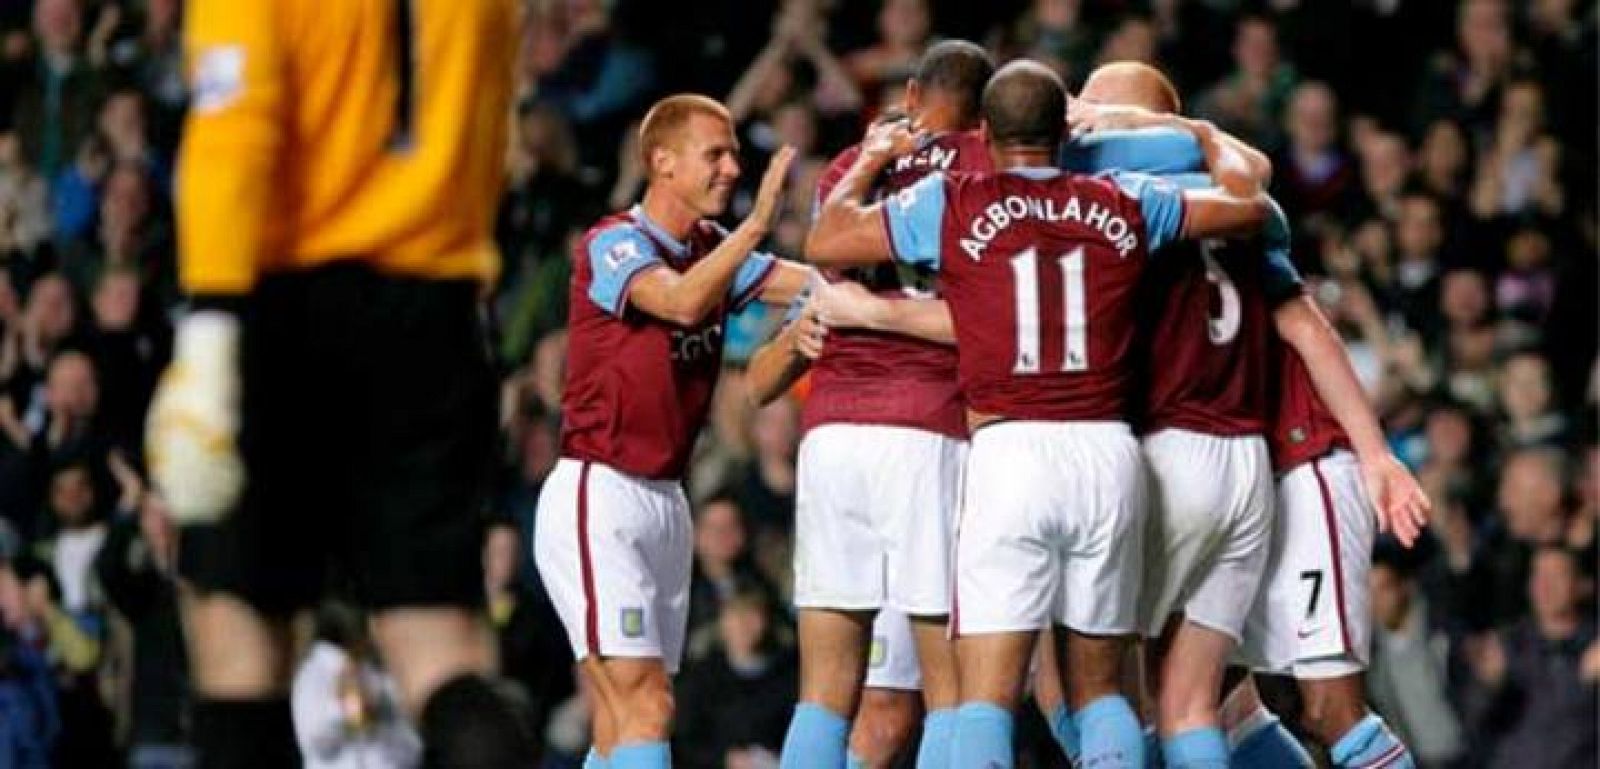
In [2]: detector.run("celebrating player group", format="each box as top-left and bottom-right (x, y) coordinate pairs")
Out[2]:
(535, 39), (1431, 769)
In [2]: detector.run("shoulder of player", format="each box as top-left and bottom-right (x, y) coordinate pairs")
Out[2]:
(581, 215), (664, 265)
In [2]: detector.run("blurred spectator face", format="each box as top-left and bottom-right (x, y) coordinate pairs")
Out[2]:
(1286, 82), (1337, 154)
(1361, 134), (1411, 201)
(695, 499), (747, 568)
(1529, 547), (1581, 625)
(718, 593), (769, 658)
(1032, 0), (1081, 31)
(0, 132), (21, 170)
(1350, 218), (1391, 269)
(49, 465), (94, 528)
(99, 91), (147, 145)
(1506, 228), (1551, 271)
(102, 166), (151, 235)
(1370, 562), (1410, 631)
(45, 351), (97, 419)
(26, 274), (75, 344)
(1439, 270), (1490, 326)
(483, 524), (520, 592)
(1395, 195), (1441, 261)
(518, 418), (558, 482)
(772, 102), (817, 158)
(652, 114), (742, 218)
(148, 0), (180, 34)
(879, 0), (930, 48)
(32, 0), (81, 55)
(532, 329), (567, 411)
(517, 105), (578, 177)
(1419, 120), (1467, 186)
(1233, 18), (1279, 78)
(1425, 405), (1474, 465)
(752, 399), (798, 461)
(0, 566), (23, 630)
(1458, 0), (1511, 69)
(92, 271), (140, 332)
(1499, 450), (1565, 542)
(1499, 353), (1554, 422)
(1098, 18), (1156, 64)
(1499, 82), (1546, 144)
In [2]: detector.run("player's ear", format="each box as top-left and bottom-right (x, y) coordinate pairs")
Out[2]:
(652, 146), (675, 180)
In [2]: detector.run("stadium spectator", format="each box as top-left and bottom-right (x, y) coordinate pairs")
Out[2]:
(291, 602), (421, 769)
(11, 0), (103, 178)
(0, 529), (58, 769)
(0, 131), (49, 260)
(1273, 81), (1357, 233)
(674, 585), (797, 769)
(484, 519), (573, 745)
(729, 398), (798, 537)
(1193, 14), (1297, 151)
(687, 496), (784, 640)
(844, 0), (932, 109)
(1366, 555), (1467, 768)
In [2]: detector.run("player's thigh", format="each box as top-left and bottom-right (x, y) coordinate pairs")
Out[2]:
(1059, 424), (1147, 636)
(873, 428), (965, 617)
(1138, 429), (1238, 638)
(338, 270), (497, 611)
(1240, 451), (1375, 676)
(863, 606), (922, 693)
(1176, 435), (1276, 643)
(794, 425), (882, 610)
(533, 460), (690, 671)
(952, 424), (1062, 637)
(179, 275), (335, 616)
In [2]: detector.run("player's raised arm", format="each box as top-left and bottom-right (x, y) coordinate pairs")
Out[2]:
(805, 121), (924, 267)
(812, 282), (954, 345)
(625, 146), (796, 326)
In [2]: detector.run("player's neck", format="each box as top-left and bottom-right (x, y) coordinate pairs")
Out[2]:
(638, 187), (701, 241)
(990, 145), (1058, 171)
(914, 102), (974, 135)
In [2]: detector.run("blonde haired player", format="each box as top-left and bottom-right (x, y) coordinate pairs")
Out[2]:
(147, 1), (530, 767)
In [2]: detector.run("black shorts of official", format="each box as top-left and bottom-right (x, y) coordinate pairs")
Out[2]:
(179, 262), (497, 616)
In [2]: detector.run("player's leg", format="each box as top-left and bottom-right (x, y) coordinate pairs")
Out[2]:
(876, 427), (966, 769)
(1031, 626), (1080, 762)
(1059, 423), (1150, 769)
(784, 425), (881, 768)
(849, 607), (924, 768)
(947, 424), (1060, 767)
(1221, 674), (1314, 768)
(178, 591), (300, 769)
(1296, 673), (1412, 769)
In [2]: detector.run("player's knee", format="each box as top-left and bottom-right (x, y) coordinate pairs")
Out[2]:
(419, 674), (536, 769)
(851, 692), (919, 762)
(1297, 683), (1366, 745)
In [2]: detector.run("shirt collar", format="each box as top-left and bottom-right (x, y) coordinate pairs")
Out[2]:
(1003, 166), (1062, 180)
(629, 204), (688, 257)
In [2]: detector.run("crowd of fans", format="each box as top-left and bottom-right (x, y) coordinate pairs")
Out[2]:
(0, 0), (1592, 767)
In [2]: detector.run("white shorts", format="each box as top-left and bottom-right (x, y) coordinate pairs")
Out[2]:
(1238, 451), (1375, 679)
(1139, 429), (1274, 641)
(863, 606), (922, 691)
(794, 424), (966, 615)
(953, 422), (1146, 637)
(532, 459), (693, 674)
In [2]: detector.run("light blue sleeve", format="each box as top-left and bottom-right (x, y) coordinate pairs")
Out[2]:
(1262, 196), (1304, 304)
(882, 172), (947, 270)
(1060, 127), (1207, 175)
(1109, 170), (1187, 254)
(586, 224), (663, 316)
(729, 250), (779, 308)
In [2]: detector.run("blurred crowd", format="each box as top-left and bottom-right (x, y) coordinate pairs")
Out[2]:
(0, 0), (1592, 767)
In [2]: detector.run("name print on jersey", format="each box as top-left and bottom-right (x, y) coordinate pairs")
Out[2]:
(942, 189), (1144, 261)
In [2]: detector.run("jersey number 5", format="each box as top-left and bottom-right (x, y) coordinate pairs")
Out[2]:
(1010, 246), (1087, 374)
(1201, 242), (1241, 346)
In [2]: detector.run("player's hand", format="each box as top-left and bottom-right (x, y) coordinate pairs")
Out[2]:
(861, 118), (921, 163)
(1068, 101), (1161, 136)
(791, 298), (828, 360)
(744, 145), (796, 236)
(1360, 452), (1431, 548)
(812, 280), (886, 331)
(146, 311), (246, 525)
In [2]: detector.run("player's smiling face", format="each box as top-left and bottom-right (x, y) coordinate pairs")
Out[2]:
(666, 114), (742, 216)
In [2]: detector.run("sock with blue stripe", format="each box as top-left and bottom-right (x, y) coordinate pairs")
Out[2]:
(1330, 714), (1414, 769)
(781, 703), (851, 769)
(951, 702), (1014, 768)
(1073, 695), (1145, 769)
(1228, 705), (1313, 768)
(610, 741), (669, 769)
(583, 748), (610, 769)
(915, 708), (958, 769)
(1046, 704), (1081, 763)
(1162, 727), (1229, 769)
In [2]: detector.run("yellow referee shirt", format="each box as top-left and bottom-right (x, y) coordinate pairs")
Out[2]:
(176, 0), (517, 294)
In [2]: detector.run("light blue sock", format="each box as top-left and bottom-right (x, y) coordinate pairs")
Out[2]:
(781, 703), (851, 769)
(1330, 714), (1415, 769)
(610, 741), (669, 769)
(951, 702), (1014, 768)
(846, 752), (867, 769)
(1046, 704), (1080, 762)
(915, 708), (958, 769)
(1072, 695), (1145, 769)
(1229, 709), (1313, 768)
(583, 748), (610, 769)
(1162, 727), (1230, 769)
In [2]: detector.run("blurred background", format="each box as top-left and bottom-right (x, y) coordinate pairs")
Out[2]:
(0, 0), (1594, 767)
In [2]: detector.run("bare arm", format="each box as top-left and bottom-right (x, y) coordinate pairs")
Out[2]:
(813, 282), (954, 345)
(755, 259), (819, 307)
(628, 147), (795, 326)
(745, 309), (824, 406)
(1068, 103), (1272, 186)
(806, 122), (919, 267)
(1275, 295), (1431, 545)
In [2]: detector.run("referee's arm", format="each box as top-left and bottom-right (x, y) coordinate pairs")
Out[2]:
(177, 0), (285, 299)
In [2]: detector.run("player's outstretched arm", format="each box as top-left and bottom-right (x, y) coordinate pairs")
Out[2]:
(754, 259), (820, 307)
(806, 121), (920, 267)
(1275, 296), (1432, 547)
(1068, 102), (1272, 186)
(746, 301), (826, 407)
(628, 146), (796, 326)
(812, 282), (954, 345)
